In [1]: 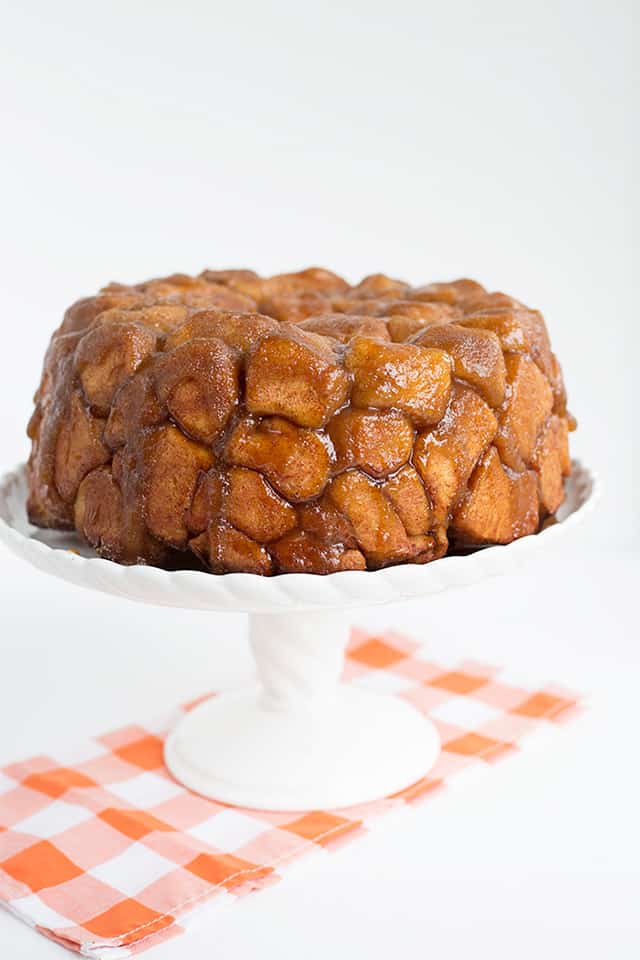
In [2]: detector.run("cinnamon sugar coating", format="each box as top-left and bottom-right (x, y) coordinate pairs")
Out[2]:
(27, 269), (573, 574)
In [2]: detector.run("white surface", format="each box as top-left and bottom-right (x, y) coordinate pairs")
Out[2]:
(0, 0), (637, 956)
(165, 613), (440, 809)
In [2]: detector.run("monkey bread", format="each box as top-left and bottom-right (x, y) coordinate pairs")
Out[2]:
(26, 268), (574, 575)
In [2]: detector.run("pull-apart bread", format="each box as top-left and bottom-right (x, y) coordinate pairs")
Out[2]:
(27, 269), (574, 574)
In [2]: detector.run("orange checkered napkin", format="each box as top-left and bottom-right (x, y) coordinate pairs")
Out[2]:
(0, 630), (581, 958)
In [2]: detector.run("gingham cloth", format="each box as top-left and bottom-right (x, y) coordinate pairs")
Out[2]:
(0, 629), (581, 957)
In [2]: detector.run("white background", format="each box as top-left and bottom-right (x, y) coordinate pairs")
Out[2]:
(0, 1), (637, 958)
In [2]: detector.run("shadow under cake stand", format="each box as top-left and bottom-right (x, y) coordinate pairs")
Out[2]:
(0, 462), (597, 811)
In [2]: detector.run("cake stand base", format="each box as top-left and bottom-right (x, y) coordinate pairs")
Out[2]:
(164, 610), (440, 810)
(165, 687), (438, 811)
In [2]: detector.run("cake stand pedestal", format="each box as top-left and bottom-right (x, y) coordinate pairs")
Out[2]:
(165, 611), (438, 809)
(0, 462), (597, 811)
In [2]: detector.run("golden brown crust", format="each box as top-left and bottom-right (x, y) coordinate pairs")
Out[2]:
(27, 269), (574, 574)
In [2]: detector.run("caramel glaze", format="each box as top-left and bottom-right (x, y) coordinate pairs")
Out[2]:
(27, 269), (574, 575)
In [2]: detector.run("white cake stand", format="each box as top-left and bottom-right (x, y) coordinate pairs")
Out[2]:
(0, 462), (597, 811)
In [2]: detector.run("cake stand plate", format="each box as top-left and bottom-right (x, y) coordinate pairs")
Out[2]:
(0, 462), (597, 810)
